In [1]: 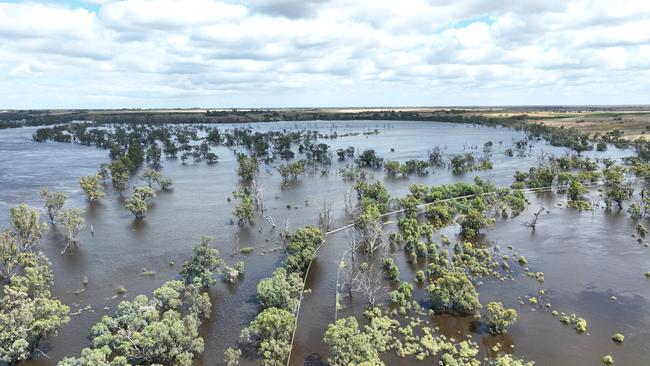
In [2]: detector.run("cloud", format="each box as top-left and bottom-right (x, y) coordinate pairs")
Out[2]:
(242, 0), (329, 18)
(0, 0), (649, 108)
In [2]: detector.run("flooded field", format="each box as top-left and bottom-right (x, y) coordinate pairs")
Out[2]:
(1, 120), (648, 366)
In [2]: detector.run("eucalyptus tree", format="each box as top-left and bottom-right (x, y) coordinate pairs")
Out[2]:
(110, 156), (132, 195)
(323, 317), (383, 366)
(428, 146), (445, 167)
(177, 236), (244, 284)
(164, 139), (179, 158)
(224, 348), (241, 366)
(427, 271), (481, 314)
(354, 181), (390, 213)
(603, 166), (633, 209)
(256, 268), (303, 313)
(159, 177), (174, 190)
(233, 189), (254, 225)
(383, 160), (401, 177)
(458, 208), (493, 237)
(0, 250), (70, 363)
(1, 210), (69, 363)
(79, 174), (105, 202)
(244, 307), (295, 366)
(140, 167), (162, 188)
(354, 204), (384, 255)
(237, 153), (259, 181)
(146, 143), (162, 168)
(59, 281), (210, 366)
(277, 160), (306, 186)
(283, 225), (323, 274)
(351, 262), (386, 308)
(125, 186), (156, 219)
(484, 301), (518, 335)
(9, 204), (48, 250)
(58, 208), (85, 254)
(206, 152), (219, 164)
(355, 149), (383, 168)
(40, 188), (66, 224)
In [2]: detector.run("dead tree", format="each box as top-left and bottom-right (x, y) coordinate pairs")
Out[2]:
(230, 232), (240, 256)
(344, 187), (355, 214)
(341, 259), (361, 299)
(523, 207), (544, 231)
(281, 217), (291, 245)
(263, 215), (276, 230)
(352, 263), (386, 308)
(319, 199), (334, 231)
(346, 229), (363, 263)
(356, 217), (384, 257)
(251, 179), (265, 214)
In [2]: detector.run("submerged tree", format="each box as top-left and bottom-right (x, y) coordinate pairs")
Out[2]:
(426, 203), (455, 229)
(124, 186), (156, 219)
(79, 174), (105, 202)
(9, 204), (48, 250)
(139, 168), (173, 190)
(427, 271), (481, 314)
(110, 157), (132, 195)
(283, 225), (323, 274)
(237, 153), (259, 181)
(256, 267), (303, 312)
(354, 181), (390, 213)
(233, 189), (254, 225)
(351, 262), (386, 308)
(40, 188), (66, 224)
(0, 213), (69, 363)
(458, 208), (493, 237)
(141, 167), (162, 188)
(355, 149), (384, 168)
(323, 317), (383, 366)
(58, 208), (85, 254)
(59, 281), (210, 366)
(277, 160), (306, 187)
(245, 307), (295, 366)
(318, 199), (333, 231)
(354, 204), (384, 255)
(603, 166), (633, 209)
(180, 236), (225, 287)
(523, 207), (544, 231)
(112, 171), (130, 195)
(484, 301), (518, 335)
(224, 347), (241, 366)
(146, 143), (162, 168)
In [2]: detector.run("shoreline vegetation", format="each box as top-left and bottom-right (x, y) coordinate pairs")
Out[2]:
(2, 106), (650, 141)
(21, 106), (650, 160)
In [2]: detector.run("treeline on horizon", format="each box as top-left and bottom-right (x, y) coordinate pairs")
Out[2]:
(3, 108), (635, 155)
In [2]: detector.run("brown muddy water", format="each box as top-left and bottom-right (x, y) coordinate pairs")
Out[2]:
(0, 121), (646, 366)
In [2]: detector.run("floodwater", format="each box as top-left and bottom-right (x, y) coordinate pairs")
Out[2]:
(0, 121), (646, 366)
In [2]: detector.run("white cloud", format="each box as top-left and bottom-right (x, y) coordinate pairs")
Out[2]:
(0, 0), (649, 108)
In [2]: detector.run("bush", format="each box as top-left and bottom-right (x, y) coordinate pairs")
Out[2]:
(427, 272), (481, 314)
(256, 268), (303, 312)
(458, 208), (493, 237)
(284, 226), (323, 274)
(383, 257), (400, 281)
(415, 270), (425, 283)
(247, 307), (295, 366)
(484, 302), (517, 335)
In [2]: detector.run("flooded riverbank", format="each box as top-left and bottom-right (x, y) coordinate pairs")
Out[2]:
(1, 121), (646, 366)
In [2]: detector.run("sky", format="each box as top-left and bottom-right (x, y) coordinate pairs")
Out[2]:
(1, 0), (649, 109)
